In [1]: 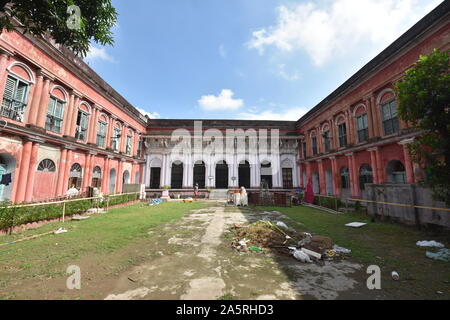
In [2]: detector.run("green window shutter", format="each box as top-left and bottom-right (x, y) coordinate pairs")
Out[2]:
(47, 97), (56, 116)
(80, 113), (88, 130)
(55, 100), (64, 118)
(3, 76), (16, 102)
(15, 81), (28, 104)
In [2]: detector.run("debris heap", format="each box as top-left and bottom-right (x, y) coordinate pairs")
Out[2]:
(230, 220), (351, 264)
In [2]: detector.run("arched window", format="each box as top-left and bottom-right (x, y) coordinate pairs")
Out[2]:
(336, 115), (347, 148)
(37, 159), (56, 172)
(310, 131), (318, 156)
(359, 164), (373, 190)
(2, 74), (30, 122)
(46, 86), (67, 133)
(75, 103), (90, 141)
(123, 170), (130, 185)
(340, 167), (350, 189)
(322, 129), (331, 153)
(387, 160), (406, 183)
(92, 166), (102, 188)
(69, 163), (83, 189)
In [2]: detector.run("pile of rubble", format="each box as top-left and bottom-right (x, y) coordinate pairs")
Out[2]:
(230, 220), (351, 264)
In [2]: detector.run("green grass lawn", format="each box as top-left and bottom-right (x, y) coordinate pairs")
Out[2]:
(256, 205), (450, 298)
(0, 201), (208, 293)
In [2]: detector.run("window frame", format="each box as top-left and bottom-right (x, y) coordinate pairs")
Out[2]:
(381, 100), (399, 136)
(1, 74), (30, 122)
(112, 128), (121, 151)
(96, 120), (107, 147)
(75, 110), (89, 141)
(125, 135), (133, 155)
(45, 96), (65, 133)
(340, 167), (350, 189)
(356, 113), (369, 143)
(338, 123), (347, 148)
(311, 136), (318, 156)
(323, 130), (331, 153)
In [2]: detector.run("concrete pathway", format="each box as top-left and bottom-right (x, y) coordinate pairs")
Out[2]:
(105, 205), (368, 300)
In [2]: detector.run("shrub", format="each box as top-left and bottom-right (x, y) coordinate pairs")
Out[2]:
(0, 193), (140, 232)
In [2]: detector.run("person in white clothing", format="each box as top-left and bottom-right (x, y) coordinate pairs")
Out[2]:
(240, 186), (248, 206)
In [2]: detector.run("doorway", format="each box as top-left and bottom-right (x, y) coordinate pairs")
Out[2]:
(150, 167), (161, 189)
(215, 161), (228, 189)
(238, 161), (250, 188)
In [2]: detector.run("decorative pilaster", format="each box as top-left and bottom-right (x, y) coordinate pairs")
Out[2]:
(399, 138), (415, 184)
(36, 78), (51, 128)
(24, 139), (43, 202)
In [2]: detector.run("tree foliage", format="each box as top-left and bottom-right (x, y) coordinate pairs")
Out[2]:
(0, 0), (117, 57)
(396, 49), (450, 204)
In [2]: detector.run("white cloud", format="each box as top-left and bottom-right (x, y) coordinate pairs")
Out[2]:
(137, 107), (160, 119)
(278, 64), (300, 81)
(84, 45), (115, 63)
(198, 89), (244, 111)
(219, 44), (227, 59)
(248, 0), (443, 66)
(238, 106), (309, 121)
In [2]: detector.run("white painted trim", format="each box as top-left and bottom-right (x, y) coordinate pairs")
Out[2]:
(79, 101), (92, 114)
(50, 85), (68, 102)
(352, 103), (367, 117)
(7, 61), (35, 84)
(376, 88), (395, 105)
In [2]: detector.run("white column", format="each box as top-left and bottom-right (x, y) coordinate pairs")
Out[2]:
(144, 154), (151, 187)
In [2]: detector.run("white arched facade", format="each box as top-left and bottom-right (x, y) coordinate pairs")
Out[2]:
(144, 136), (301, 190)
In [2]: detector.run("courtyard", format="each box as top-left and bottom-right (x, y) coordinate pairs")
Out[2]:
(0, 201), (448, 300)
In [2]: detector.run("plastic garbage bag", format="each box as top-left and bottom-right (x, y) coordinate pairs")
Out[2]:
(276, 221), (289, 230)
(426, 248), (450, 262)
(333, 245), (351, 254)
(416, 240), (444, 248)
(293, 249), (312, 263)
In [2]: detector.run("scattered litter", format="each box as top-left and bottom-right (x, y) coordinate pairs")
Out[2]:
(416, 240), (445, 248)
(333, 245), (351, 254)
(276, 221), (288, 230)
(229, 219), (344, 265)
(249, 246), (263, 253)
(149, 199), (162, 206)
(426, 248), (450, 262)
(128, 276), (137, 283)
(293, 249), (312, 263)
(345, 222), (367, 228)
(391, 271), (400, 281)
(183, 197), (194, 203)
(437, 291), (443, 295)
(326, 249), (336, 258)
(72, 215), (91, 221)
(238, 239), (248, 247)
(301, 248), (322, 260)
(54, 228), (68, 235)
(86, 208), (106, 214)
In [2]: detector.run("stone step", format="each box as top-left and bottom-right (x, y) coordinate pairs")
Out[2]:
(209, 189), (229, 200)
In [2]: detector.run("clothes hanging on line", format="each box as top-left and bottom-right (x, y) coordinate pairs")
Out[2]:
(0, 173), (12, 186)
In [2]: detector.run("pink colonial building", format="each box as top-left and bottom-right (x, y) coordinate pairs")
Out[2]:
(0, 30), (147, 203)
(296, 3), (450, 199)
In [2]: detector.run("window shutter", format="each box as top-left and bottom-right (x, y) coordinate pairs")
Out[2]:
(55, 100), (64, 118)
(3, 76), (16, 102)
(47, 98), (56, 116)
(15, 81), (28, 103)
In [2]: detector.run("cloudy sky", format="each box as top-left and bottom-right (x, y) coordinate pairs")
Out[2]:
(84, 0), (443, 121)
